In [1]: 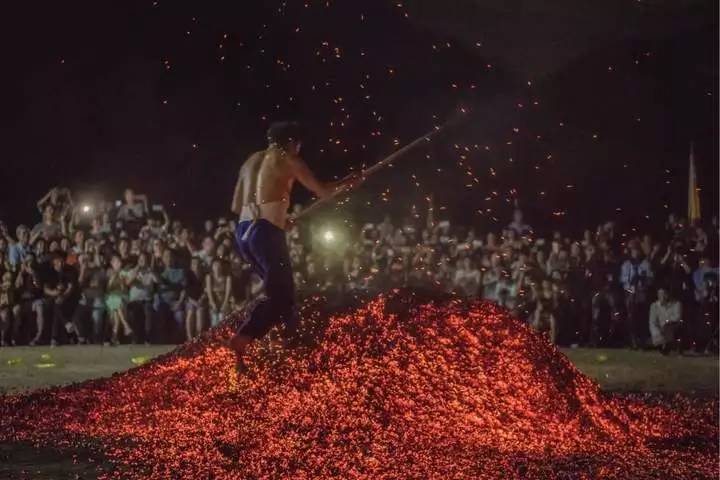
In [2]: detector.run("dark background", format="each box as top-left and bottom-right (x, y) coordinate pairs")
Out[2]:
(1, 0), (717, 235)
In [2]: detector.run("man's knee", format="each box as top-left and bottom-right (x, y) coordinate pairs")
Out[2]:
(264, 268), (295, 301)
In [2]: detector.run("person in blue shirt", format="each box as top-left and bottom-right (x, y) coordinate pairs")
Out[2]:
(156, 249), (187, 342)
(693, 256), (719, 302)
(6, 225), (31, 270)
(620, 247), (653, 348)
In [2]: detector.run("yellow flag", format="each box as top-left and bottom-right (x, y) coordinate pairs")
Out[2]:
(688, 143), (701, 223)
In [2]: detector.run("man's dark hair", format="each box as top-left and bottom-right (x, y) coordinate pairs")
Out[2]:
(267, 121), (302, 148)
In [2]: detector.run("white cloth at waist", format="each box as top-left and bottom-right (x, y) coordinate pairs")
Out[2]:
(239, 200), (289, 229)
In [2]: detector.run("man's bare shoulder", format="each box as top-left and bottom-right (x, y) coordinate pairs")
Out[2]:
(239, 150), (266, 172)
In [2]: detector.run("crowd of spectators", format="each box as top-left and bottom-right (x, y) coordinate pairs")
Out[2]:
(0, 187), (251, 347)
(288, 207), (718, 354)
(0, 186), (718, 355)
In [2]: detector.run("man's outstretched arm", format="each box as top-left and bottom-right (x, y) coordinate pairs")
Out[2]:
(289, 155), (356, 199)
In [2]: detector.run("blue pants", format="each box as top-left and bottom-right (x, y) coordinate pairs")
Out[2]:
(235, 220), (297, 339)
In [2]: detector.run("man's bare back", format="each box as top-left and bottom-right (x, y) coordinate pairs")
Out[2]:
(231, 145), (338, 229)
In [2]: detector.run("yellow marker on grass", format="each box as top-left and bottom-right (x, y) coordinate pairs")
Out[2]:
(131, 356), (150, 366)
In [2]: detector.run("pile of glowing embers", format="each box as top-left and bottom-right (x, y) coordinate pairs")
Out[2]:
(1, 290), (717, 479)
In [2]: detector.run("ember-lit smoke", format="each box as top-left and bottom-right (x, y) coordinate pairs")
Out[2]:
(1, 291), (717, 479)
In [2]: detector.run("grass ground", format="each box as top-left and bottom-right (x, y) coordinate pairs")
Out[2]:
(0, 345), (717, 394)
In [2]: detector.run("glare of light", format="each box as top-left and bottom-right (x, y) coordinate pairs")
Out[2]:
(323, 230), (335, 243)
(82, 204), (92, 213)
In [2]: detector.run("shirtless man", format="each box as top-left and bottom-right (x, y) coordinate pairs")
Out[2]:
(228, 121), (358, 367)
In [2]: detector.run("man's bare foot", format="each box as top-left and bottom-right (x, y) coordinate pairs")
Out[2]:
(235, 356), (248, 374)
(228, 333), (251, 374)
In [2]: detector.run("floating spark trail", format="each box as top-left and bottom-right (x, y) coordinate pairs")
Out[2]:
(1, 290), (717, 479)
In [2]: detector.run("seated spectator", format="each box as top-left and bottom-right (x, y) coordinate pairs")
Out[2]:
(73, 252), (107, 344)
(648, 288), (682, 354)
(66, 230), (86, 266)
(157, 249), (186, 341)
(105, 254), (133, 345)
(14, 253), (44, 345)
(6, 224), (31, 270)
(42, 253), (78, 347)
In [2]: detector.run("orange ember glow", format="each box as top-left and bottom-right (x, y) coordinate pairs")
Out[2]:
(1, 291), (717, 479)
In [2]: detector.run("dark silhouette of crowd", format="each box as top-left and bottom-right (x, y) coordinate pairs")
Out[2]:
(0, 186), (717, 354)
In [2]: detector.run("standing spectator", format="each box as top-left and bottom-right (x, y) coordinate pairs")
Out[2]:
(659, 245), (693, 301)
(203, 219), (215, 236)
(620, 247), (654, 348)
(0, 271), (18, 346)
(105, 254), (133, 345)
(531, 279), (557, 343)
(496, 270), (518, 310)
(693, 257), (719, 302)
(0, 236), (10, 273)
(206, 258), (232, 328)
(116, 188), (149, 237)
(481, 254), (502, 302)
(453, 257), (481, 297)
(696, 272), (718, 353)
(185, 257), (206, 339)
(648, 288), (682, 354)
(195, 236), (216, 269)
(507, 209), (532, 237)
(37, 187), (73, 223)
(587, 250), (621, 347)
(126, 252), (158, 344)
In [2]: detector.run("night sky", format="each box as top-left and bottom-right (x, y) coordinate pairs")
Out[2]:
(2, 0), (717, 234)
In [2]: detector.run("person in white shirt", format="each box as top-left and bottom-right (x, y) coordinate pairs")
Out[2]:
(648, 287), (682, 354)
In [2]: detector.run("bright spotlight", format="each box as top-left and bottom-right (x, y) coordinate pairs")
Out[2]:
(82, 204), (92, 214)
(323, 230), (335, 242)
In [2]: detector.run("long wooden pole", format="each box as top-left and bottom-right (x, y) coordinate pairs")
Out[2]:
(295, 113), (465, 221)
